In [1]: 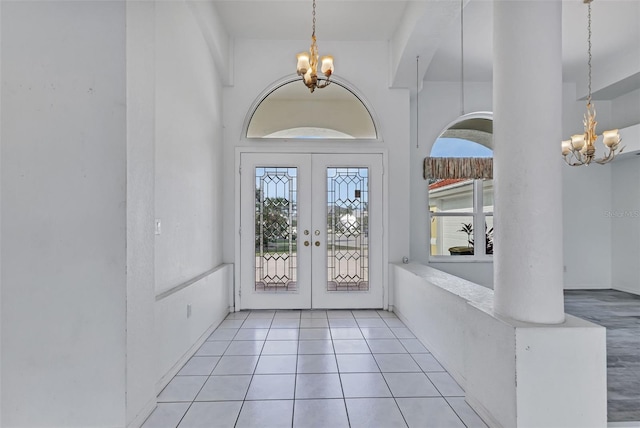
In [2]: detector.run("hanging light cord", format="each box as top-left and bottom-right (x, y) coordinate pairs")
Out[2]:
(460, 0), (465, 116)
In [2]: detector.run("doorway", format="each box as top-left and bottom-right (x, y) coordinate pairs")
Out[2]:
(240, 153), (383, 309)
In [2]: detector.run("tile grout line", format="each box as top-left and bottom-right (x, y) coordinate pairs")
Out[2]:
(234, 311), (273, 428)
(333, 311), (351, 428)
(359, 311), (410, 428)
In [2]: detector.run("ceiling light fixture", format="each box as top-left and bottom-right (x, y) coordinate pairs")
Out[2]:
(562, 0), (623, 165)
(295, 0), (334, 93)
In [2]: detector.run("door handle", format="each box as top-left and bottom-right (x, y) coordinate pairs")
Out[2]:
(304, 241), (310, 247)
(315, 241), (321, 247)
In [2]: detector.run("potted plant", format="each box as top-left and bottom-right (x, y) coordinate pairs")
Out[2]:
(448, 222), (493, 255)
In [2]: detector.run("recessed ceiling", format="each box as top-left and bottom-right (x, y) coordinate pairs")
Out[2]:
(212, 1), (408, 42)
(212, 0), (640, 95)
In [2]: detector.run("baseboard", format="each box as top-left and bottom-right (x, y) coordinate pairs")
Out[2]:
(563, 284), (610, 290)
(608, 422), (640, 428)
(612, 285), (640, 296)
(155, 311), (227, 393)
(127, 396), (157, 428)
(466, 395), (503, 428)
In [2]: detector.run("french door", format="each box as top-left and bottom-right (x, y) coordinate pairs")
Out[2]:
(239, 153), (383, 309)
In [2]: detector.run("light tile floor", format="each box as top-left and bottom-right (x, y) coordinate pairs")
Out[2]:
(142, 310), (487, 428)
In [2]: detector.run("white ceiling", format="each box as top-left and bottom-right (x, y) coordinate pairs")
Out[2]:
(211, 0), (640, 99)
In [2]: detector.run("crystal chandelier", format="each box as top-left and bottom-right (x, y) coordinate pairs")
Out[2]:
(295, 0), (334, 93)
(561, 0), (623, 166)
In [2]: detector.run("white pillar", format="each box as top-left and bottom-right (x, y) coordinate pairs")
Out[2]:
(493, 0), (565, 323)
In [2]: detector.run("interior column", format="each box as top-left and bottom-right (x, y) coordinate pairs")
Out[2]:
(493, 0), (565, 323)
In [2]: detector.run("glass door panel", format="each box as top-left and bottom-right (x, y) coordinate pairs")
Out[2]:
(311, 154), (383, 309)
(240, 154), (311, 309)
(326, 167), (369, 292)
(254, 167), (298, 292)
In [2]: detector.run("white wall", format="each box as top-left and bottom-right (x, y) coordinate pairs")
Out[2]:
(1, 1), (230, 426)
(1, 2), (128, 426)
(609, 84), (640, 295)
(612, 88), (640, 129)
(562, 83), (614, 289)
(126, 1), (157, 424)
(153, 0), (229, 388)
(154, 1), (224, 295)
(612, 155), (640, 294)
(155, 265), (231, 389)
(223, 39), (411, 306)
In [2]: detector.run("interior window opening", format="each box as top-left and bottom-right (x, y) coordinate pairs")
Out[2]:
(428, 118), (494, 259)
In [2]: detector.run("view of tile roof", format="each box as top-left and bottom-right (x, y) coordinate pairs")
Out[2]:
(428, 178), (469, 190)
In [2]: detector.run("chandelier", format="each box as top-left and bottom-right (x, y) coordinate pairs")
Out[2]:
(561, 0), (623, 166)
(295, 0), (334, 93)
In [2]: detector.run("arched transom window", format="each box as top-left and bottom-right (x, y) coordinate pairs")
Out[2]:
(246, 79), (377, 140)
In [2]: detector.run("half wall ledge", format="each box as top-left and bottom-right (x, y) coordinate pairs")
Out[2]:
(391, 263), (607, 428)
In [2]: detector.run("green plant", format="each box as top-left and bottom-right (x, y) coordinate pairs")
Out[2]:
(458, 223), (474, 247)
(457, 222), (494, 254)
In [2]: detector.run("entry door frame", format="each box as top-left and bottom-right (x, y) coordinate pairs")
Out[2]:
(234, 146), (389, 312)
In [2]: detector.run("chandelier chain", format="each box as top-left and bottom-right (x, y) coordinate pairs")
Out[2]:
(460, 0), (465, 116)
(416, 56), (420, 149)
(587, 1), (592, 105)
(295, 0), (333, 92)
(561, 0), (624, 166)
(312, 0), (316, 38)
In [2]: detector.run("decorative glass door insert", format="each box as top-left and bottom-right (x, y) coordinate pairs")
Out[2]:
(326, 167), (369, 291)
(254, 167), (298, 292)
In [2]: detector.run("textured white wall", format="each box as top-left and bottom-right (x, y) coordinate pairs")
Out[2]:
(152, 0), (229, 400)
(1, 1), (229, 425)
(612, 156), (640, 295)
(154, 1), (224, 294)
(562, 83), (614, 289)
(1, 1), (127, 426)
(126, 1), (157, 425)
(612, 88), (640, 129)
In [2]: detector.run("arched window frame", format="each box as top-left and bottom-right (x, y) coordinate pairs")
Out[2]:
(427, 112), (494, 261)
(241, 75), (381, 143)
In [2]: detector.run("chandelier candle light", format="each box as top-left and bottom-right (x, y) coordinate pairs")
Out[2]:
(562, 0), (623, 166)
(296, 0), (334, 93)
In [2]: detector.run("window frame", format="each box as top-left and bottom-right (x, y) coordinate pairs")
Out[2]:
(429, 179), (493, 262)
